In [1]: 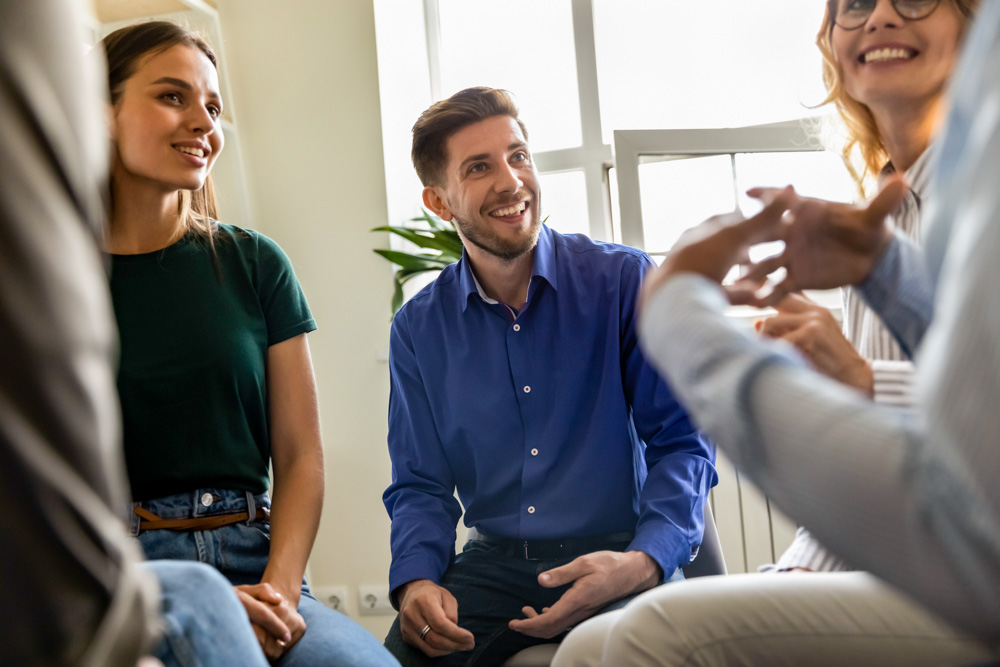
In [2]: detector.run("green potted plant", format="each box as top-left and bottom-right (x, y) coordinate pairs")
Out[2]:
(372, 210), (463, 316)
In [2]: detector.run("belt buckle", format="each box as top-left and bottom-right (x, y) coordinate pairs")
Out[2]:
(524, 540), (565, 561)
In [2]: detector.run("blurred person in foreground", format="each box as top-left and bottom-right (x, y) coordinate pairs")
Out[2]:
(0, 2), (271, 665)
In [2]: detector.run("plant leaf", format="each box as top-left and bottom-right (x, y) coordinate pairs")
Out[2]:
(373, 248), (452, 271)
(395, 267), (435, 285)
(412, 209), (449, 231)
(370, 226), (463, 256)
(391, 276), (404, 317)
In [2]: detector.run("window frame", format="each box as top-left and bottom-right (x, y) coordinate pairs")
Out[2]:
(612, 120), (824, 249)
(423, 0), (612, 241)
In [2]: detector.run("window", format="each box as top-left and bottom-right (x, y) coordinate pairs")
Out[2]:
(592, 1), (829, 139)
(435, 0), (583, 154)
(613, 122), (854, 311)
(374, 0), (853, 252)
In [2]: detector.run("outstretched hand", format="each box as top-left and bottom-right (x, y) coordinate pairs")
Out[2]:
(640, 187), (795, 311)
(508, 550), (661, 639)
(740, 176), (907, 306)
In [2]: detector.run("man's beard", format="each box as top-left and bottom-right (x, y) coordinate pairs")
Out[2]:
(452, 202), (542, 262)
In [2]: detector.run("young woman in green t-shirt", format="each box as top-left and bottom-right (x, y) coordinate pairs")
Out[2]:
(103, 21), (397, 666)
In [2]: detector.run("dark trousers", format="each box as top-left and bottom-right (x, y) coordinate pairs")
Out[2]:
(384, 538), (683, 666)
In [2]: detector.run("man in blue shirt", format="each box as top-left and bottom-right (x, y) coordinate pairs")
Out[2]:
(382, 87), (716, 665)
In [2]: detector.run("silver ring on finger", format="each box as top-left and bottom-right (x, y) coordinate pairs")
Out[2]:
(420, 624), (432, 641)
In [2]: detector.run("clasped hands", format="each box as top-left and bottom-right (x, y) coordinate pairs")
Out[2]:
(234, 582), (306, 662)
(640, 177), (907, 389)
(398, 550), (660, 657)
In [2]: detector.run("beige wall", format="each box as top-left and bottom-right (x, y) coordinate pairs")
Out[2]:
(217, 0), (396, 638)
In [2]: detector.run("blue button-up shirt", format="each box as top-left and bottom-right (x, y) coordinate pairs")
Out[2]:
(384, 225), (716, 592)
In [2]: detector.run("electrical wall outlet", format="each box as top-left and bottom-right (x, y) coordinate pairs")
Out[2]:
(313, 585), (349, 613)
(358, 584), (395, 615)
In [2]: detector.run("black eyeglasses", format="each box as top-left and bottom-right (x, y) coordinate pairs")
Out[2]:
(832, 0), (942, 30)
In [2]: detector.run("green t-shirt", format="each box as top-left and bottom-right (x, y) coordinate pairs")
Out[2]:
(110, 224), (316, 500)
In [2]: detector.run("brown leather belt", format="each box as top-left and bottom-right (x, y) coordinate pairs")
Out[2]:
(133, 505), (270, 533)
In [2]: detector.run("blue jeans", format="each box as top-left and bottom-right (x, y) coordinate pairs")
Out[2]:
(134, 488), (399, 667)
(383, 538), (684, 666)
(146, 559), (269, 667)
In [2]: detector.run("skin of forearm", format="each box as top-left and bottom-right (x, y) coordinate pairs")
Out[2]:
(262, 453), (324, 605)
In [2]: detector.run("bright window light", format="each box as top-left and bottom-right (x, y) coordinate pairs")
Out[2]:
(437, 0), (582, 152)
(593, 0), (829, 142)
(538, 170), (591, 237)
(638, 155), (736, 254)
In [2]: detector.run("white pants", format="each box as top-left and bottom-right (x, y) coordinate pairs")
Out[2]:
(552, 572), (1000, 667)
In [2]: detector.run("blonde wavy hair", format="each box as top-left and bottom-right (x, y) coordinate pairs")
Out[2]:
(816, 0), (978, 196)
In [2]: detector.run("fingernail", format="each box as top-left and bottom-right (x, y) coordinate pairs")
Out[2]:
(539, 573), (550, 583)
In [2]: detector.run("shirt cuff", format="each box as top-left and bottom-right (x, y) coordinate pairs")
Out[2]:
(768, 527), (854, 572)
(388, 555), (446, 609)
(628, 525), (690, 579)
(870, 360), (916, 409)
(857, 233), (933, 356)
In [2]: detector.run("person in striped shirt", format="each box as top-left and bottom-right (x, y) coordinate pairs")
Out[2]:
(756, 0), (977, 576)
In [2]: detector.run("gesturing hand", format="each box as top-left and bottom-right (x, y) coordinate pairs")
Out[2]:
(508, 550), (661, 639)
(755, 293), (874, 395)
(398, 580), (475, 658)
(743, 176), (907, 306)
(640, 188), (795, 312)
(234, 583), (306, 662)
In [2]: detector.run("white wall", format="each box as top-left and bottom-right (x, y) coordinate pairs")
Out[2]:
(216, 0), (397, 638)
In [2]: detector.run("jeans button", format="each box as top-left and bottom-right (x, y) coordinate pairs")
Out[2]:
(201, 493), (214, 507)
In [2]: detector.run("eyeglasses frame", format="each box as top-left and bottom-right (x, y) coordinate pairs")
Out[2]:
(828, 0), (944, 31)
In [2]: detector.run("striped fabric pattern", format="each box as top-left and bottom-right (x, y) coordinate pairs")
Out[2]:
(843, 149), (933, 407)
(773, 152), (935, 572)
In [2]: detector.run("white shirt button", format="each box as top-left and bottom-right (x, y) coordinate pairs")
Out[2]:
(523, 385), (531, 393)
(200, 493), (214, 507)
(513, 324), (521, 332)
(527, 506), (536, 514)
(531, 448), (539, 456)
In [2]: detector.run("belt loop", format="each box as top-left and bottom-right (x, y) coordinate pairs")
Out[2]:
(127, 501), (141, 537)
(245, 490), (256, 526)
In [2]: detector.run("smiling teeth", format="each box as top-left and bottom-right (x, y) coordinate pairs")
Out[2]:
(864, 48), (913, 63)
(176, 146), (205, 157)
(491, 202), (526, 217)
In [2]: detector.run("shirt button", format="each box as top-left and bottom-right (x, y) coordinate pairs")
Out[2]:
(528, 506), (536, 514)
(200, 493), (214, 507)
(523, 386), (531, 393)
(513, 324), (521, 332)
(531, 448), (539, 456)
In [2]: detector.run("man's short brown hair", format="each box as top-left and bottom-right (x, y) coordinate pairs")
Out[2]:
(411, 87), (528, 187)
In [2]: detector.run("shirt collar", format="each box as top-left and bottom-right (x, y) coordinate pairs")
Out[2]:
(459, 224), (559, 312)
(877, 143), (936, 200)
